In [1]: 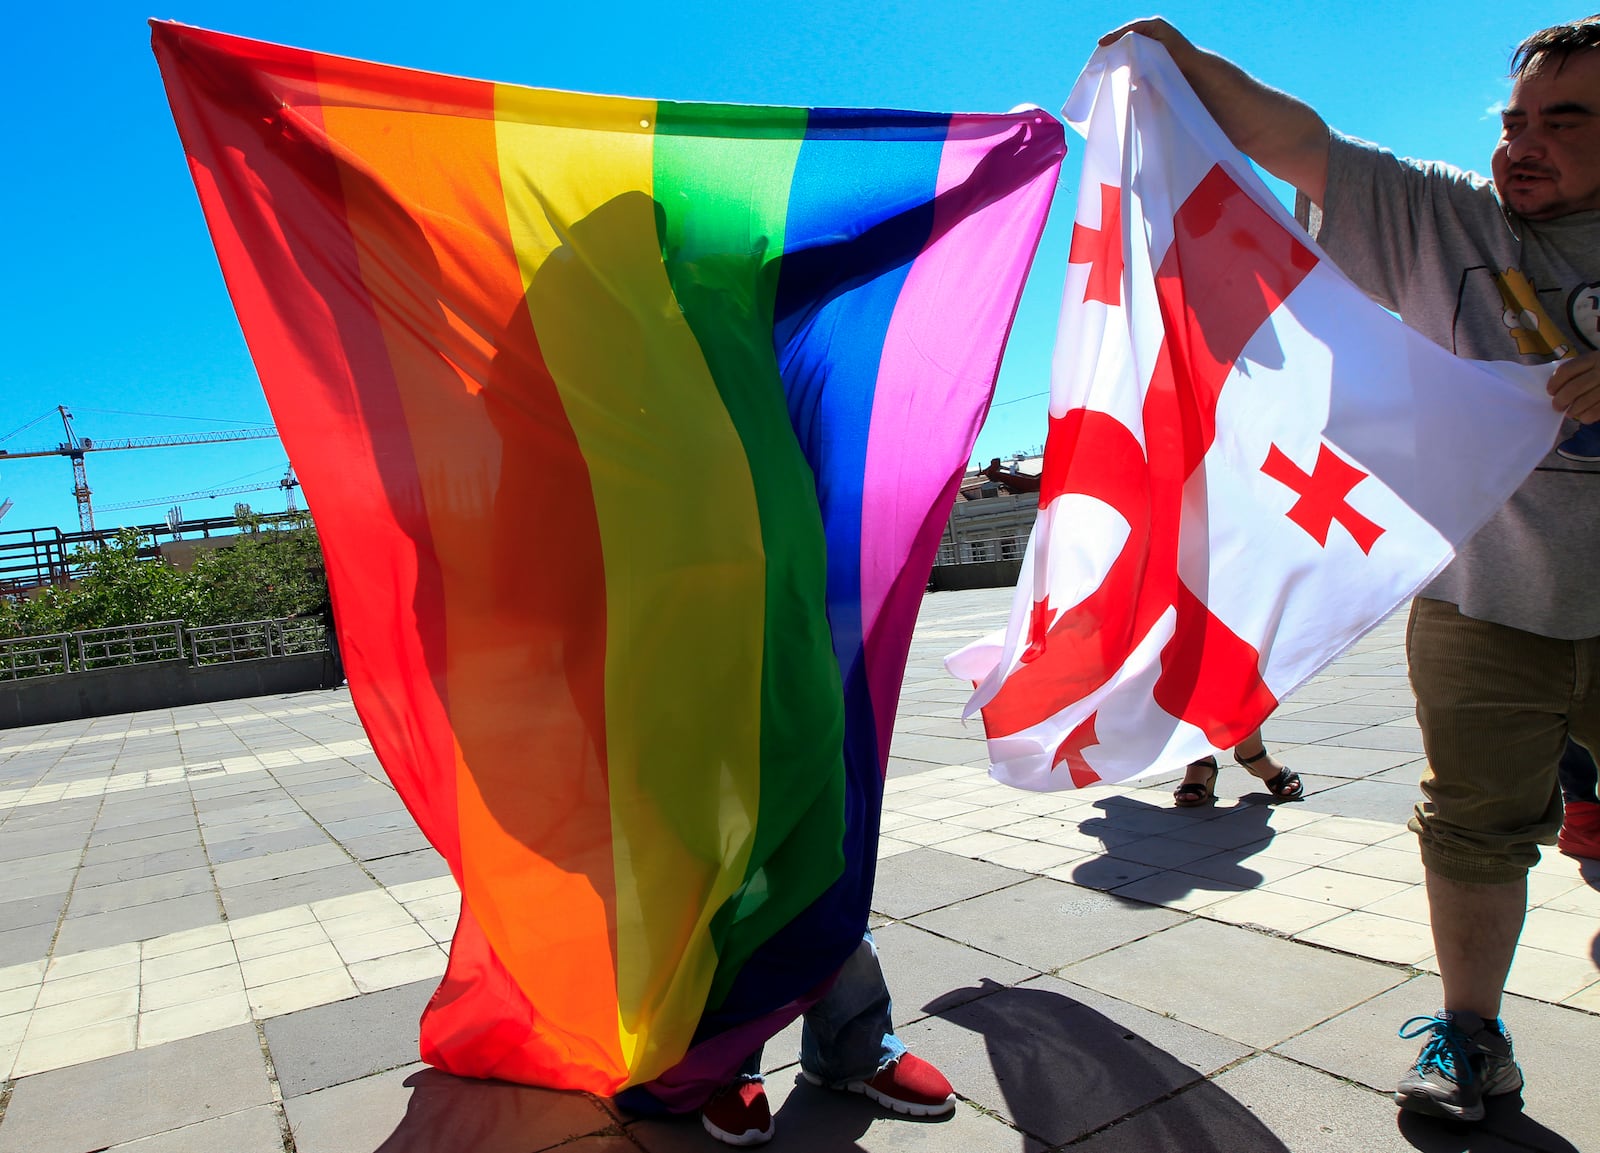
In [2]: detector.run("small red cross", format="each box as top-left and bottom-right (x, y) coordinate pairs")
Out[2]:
(1068, 184), (1123, 306)
(1022, 594), (1060, 664)
(1261, 443), (1386, 554)
(1051, 712), (1102, 787)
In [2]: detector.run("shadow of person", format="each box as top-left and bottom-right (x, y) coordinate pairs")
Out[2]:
(1395, 1090), (1583, 1153)
(923, 978), (1292, 1150)
(1068, 793), (1272, 898)
(371, 1068), (616, 1153)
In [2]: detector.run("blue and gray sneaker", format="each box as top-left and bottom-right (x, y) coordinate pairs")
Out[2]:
(1394, 1010), (1523, 1122)
(1557, 421), (1600, 463)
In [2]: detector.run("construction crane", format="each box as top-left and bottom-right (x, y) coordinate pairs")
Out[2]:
(98, 465), (301, 517)
(0, 406), (280, 532)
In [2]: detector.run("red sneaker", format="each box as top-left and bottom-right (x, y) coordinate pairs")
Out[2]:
(804, 1053), (956, 1117)
(1559, 799), (1600, 861)
(700, 1078), (774, 1146)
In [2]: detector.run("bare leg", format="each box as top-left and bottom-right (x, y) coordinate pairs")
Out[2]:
(1425, 868), (1526, 1020)
(1233, 727), (1287, 780)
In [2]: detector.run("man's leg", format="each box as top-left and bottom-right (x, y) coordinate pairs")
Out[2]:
(799, 932), (953, 1116)
(1398, 599), (1567, 1121)
(1424, 869), (1526, 1021)
(799, 933), (903, 1086)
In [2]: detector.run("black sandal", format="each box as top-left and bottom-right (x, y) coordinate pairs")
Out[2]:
(1174, 756), (1219, 807)
(1236, 747), (1304, 801)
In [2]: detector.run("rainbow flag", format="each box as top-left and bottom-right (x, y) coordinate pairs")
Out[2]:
(153, 21), (1063, 1104)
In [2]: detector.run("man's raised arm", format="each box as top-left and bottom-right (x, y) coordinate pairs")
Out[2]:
(1101, 18), (1330, 205)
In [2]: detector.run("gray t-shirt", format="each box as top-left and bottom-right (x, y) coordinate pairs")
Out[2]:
(1311, 131), (1600, 639)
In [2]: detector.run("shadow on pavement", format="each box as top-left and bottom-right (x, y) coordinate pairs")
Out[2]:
(370, 1068), (615, 1153)
(1396, 1090), (1583, 1153)
(926, 979), (1292, 1150)
(1070, 794), (1273, 897)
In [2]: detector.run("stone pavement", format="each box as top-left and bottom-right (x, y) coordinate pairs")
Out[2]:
(0, 587), (1595, 1152)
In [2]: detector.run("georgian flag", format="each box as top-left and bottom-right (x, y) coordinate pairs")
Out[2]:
(947, 35), (1560, 790)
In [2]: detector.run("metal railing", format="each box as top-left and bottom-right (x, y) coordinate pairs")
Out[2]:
(75, 621), (184, 669)
(935, 535), (1029, 566)
(0, 616), (328, 681)
(0, 633), (71, 680)
(187, 618), (328, 666)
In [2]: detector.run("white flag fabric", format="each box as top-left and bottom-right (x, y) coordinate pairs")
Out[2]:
(946, 35), (1561, 791)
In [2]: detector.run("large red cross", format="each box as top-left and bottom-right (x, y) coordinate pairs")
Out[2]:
(1068, 184), (1123, 306)
(983, 165), (1317, 752)
(1260, 443), (1386, 554)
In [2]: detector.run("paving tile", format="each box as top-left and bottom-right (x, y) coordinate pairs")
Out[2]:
(77, 844), (212, 889)
(219, 863), (376, 919)
(204, 825), (330, 863)
(1203, 1052), (1509, 1153)
(0, 958), (46, 991)
(140, 921), (233, 959)
(1272, 976), (1600, 1145)
(1293, 910), (1435, 966)
(869, 848), (1028, 920)
(138, 990), (252, 1047)
(228, 903), (318, 938)
(0, 890), (70, 932)
(910, 876), (1187, 973)
(0, 984), (39, 1018)
(1521, 906), (1599, 960)
(232, 921), (331, 962)
(211, 842), (351, 887)
(54, 894), (221, 954)
(1504, 944), (1600, 1003)
(265, 978), (436, 1097)
(1563, 982), (1600, 1012)
(140, 940), (238, 983)
(141, 963), (246, 1012)
(975, 839), (1087, 873)
(81, 830), (202, 868)
(348, 946), (446, 993)
(90, 814), (198, 846)
(1264, 866), (1413, 910)
(319, 901), (417, 938)
(1203, 889), (1369, 940)
(388, 875), (460, 904)
(891, 976), (1234, 1147)
(27, 987), (140, 1036)
(1043, 855), (1165, 891)
(0, 1023), (271, 1152)
(1061, 918), (1407, 1048)
(285, 1064), (617, 1153)
(0, 922), (58, 968)
(247, 967), (360, 1019)
(36, 960), (140, 1006)
(102, 1104), (285, 1153)
(238, 941), (346, 987)
(871, 920), (1038, 1022)
(634, 1063), (1039, 1153)
(11, 1015), (138, 1078)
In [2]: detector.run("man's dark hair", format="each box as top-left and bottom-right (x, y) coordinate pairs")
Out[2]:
(1511, 14), (1600, 75)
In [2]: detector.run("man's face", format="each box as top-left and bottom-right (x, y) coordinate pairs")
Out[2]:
(1492, 48), (1600, 220)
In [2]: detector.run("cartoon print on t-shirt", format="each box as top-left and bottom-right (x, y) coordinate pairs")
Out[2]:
(1494, 268), (1573, 357)
(1570, 281), (1600, 351)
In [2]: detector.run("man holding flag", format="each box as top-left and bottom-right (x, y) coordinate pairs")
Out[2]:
(1101, 13), (1600, 1124)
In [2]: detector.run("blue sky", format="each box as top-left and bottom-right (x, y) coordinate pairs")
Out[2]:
(0, 1), (1570, 532)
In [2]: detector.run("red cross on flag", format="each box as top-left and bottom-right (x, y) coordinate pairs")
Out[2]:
(947, 35), (1561, 790)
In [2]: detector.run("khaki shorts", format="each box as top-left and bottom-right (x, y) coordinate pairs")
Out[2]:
(1406, 597), (1600, 884)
